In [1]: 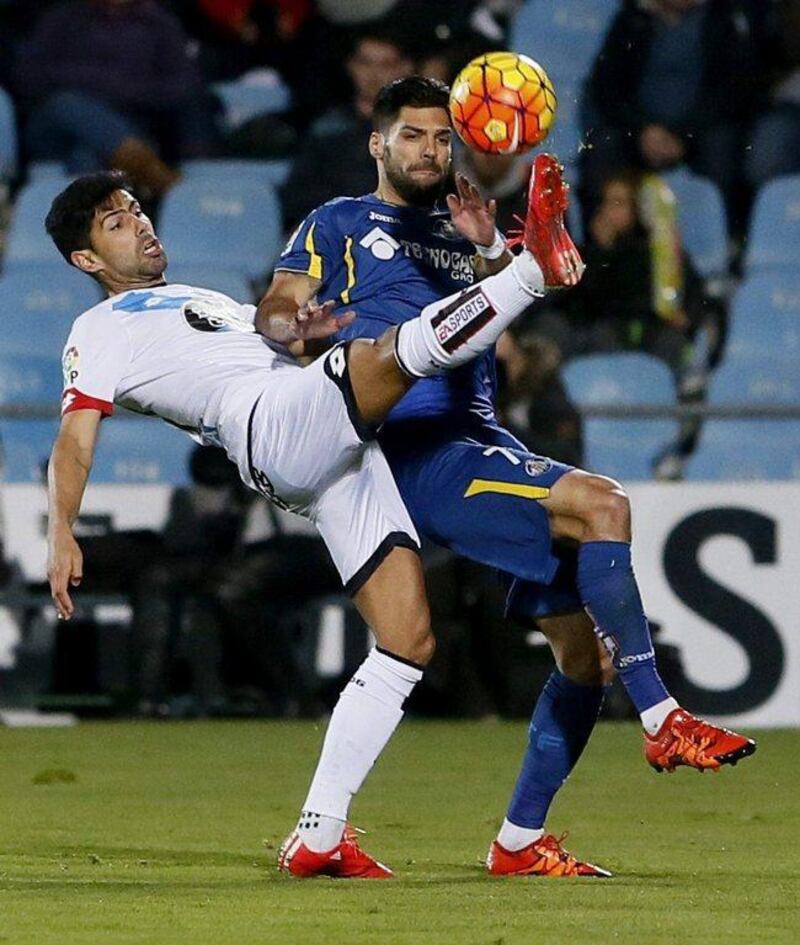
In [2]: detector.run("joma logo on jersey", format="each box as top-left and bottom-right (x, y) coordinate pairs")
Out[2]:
(431, 289), (495, 352)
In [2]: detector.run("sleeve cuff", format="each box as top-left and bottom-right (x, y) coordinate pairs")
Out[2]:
(61, 388), (114, 416)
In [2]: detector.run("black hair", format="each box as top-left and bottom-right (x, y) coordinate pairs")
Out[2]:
(372, 76), (450, 132)
(45, 170), (136, 264)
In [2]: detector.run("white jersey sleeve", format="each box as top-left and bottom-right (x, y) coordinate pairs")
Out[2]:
(61, 308), (131, 416)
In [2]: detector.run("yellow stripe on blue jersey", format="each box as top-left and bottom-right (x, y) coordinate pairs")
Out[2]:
(464, 479), (550, 500)
(305, 222), (323, 280)
(340, 236), (356, 303)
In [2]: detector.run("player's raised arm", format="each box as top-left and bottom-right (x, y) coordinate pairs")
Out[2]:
(47, 409), (102, 619)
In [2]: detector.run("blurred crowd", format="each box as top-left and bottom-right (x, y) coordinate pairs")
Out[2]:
(1, 0), (797, 714)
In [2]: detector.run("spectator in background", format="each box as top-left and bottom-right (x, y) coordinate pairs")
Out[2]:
(745, 0), (800, 189)
(495, 332), (583, 468)
(535, 171), (712, 388)
(15, 0), (219, 197)
(280, 27), (413, 230)
(582, 0), (770, 234)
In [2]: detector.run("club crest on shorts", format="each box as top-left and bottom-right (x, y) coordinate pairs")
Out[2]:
(524, 457), (551, 477)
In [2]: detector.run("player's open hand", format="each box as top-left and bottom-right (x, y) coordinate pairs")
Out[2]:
(292, 299), (355, 341)
(47, 525), (83, 620)
(446, 172), (498, 249)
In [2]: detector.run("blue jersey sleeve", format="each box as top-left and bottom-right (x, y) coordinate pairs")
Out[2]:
(276, 204), (343, 286)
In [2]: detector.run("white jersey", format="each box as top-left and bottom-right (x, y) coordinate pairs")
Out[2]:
(61, 282), (298, 470)
(62, 280), (419, 589)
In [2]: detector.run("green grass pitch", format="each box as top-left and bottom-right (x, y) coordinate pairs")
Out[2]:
(1, 721), (798, 944)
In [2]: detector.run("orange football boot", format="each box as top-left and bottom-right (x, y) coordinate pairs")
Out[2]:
(278, 824), (393, 879)
(487, 833), (611, 878)
(644, 707), (757, 773)
(506, 153), (584, 288)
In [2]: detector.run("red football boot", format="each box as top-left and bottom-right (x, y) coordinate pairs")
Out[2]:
(506, 153), (584, 288)
(278, 824), (393, 879)
(487, 833), (611, 878)
(644, 707), (757, 773)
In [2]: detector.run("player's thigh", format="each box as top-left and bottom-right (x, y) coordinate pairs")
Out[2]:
(542, 468), (631, 543)
(247, 344), (376, 508)
(310, 442), (420, 589)
(389, 438), (571, 586)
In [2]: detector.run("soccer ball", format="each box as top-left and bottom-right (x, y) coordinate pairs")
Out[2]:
(449, 52), (557, 155)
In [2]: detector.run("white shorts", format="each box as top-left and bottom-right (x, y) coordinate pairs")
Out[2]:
(242, 343), (420, 593)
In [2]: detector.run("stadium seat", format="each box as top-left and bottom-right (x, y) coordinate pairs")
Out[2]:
(510, 0), (619, 84)
(0, 266), (102, 359)
(90, 416), (195, 484)
(745, 175), (800, 273)
(562, 352), (678, 480)
(182, 158), (292, 189)
(213, 75), (291, 132)
(0, 85), (17, 182)
(0, 419), (59, 483)
(541, 78), (585, 169)
(660, 168), (729, 278)
(28, 161), (69, 180)
(685, 420), (800, 480)
(157, 177), (282, 280)
(4, 175), (76, 269)
(721, 274), (800, 363)
(0, 352), (62, 408)
(165, 266), (253, 303)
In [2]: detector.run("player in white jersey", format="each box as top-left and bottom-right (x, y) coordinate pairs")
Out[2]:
(44, 169), (582, 878)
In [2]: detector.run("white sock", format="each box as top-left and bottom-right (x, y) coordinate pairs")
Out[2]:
(641, 696), (680, 736)
(395, 251), (545, 378)
(300, 647), (423, 848)
(295, 811), (346, 853)
(496, 818), (544, 852)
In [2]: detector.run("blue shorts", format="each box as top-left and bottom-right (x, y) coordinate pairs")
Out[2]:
(380, 421), (584, 620)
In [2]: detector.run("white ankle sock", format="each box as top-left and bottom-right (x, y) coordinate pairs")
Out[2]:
(296, 811), (346, 853)
(395, 252), (545, 378)
(497, 818), (544, 852)
(641, 696), (679, 736)
(300, 648), (423, 831)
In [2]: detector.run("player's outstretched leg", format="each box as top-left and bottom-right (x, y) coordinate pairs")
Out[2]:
(489, 612), (612, 877)
(278, 547), (432, 878)
(543, 470), (756, 773)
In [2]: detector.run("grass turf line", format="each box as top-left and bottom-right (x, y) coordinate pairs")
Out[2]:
(1, 721), (798, 945)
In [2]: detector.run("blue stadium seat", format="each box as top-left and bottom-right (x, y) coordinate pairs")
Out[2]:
(660, 168), (728, 278)
(562, 352), (678, 480)
(166, 266), (253, 303)
(91, 416), (195, 484)
(213, 77), (291, 132)
(721, 274), (800, 363)
(745, 175), (800, 273)
(4, 175), (76, 269)
(0, 266), (102, 359)
(0, 85), (17, 182)
(28, 161), (69, 180)
(685, 420), (800, 480)
(707, 358), (800, 404)
(542, 78), (585, 168)
(0, 352), (61, 407)
(158, 178), (282, 280)
(510, 0), (618, 84)
(182, 158), (291, 189)
(0, 419), (59, 483)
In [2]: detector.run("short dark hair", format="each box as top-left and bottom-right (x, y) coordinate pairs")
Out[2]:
(372, 76), (450, 132)
(45, 170), (135, 264)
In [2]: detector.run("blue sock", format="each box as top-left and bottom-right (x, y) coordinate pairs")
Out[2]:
(506, 670), (605, 829)
(577, 540), (670, 714)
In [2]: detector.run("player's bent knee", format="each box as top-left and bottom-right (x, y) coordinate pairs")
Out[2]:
(581, 475), (631, 540)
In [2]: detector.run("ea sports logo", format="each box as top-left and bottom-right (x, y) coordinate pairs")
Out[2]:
(360, 226), (400, 261)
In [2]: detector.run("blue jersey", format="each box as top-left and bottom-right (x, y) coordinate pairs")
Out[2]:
(276, 194), (496, 427)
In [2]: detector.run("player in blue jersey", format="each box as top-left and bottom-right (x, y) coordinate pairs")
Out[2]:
(257, 77), (755, 877)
